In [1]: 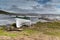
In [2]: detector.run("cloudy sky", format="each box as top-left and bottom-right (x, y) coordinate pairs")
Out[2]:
(0, 0), (60, 14)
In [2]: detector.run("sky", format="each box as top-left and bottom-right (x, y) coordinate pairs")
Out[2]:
(0, 0), (60, 14)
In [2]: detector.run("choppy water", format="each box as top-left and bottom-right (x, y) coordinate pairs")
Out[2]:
(0, 14), (60, 25)
(0, 14), (15, 25)
(0, 14), (40, 25)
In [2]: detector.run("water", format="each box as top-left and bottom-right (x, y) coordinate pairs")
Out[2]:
(0, 14), (60, 25)
(0, 14), (15, 25)
(0, 14), (39, 25)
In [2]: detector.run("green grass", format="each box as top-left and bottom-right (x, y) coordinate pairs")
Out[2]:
(0, 21), (60, 37)
(35, 22), (60, 36)
(0, 26), (39, 37)
(0, 30), (17, 37)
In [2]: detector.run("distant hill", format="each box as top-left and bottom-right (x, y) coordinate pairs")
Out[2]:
(0, 10), (10, 14)
(0, 10), (60, 16)
(0, 10), (16, 15)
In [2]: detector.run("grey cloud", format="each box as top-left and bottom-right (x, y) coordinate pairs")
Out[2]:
(0, 0), (60, 14)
